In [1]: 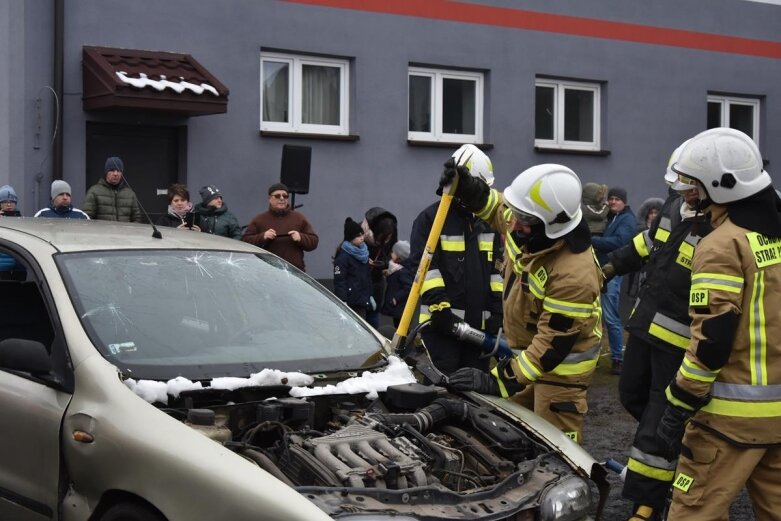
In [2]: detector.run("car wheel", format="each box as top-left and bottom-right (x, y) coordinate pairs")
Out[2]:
(99, 501), (166, 521)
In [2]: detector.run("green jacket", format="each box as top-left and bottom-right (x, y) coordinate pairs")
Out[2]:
(83, 178), (142, 222)
(194, 203), (242, 239)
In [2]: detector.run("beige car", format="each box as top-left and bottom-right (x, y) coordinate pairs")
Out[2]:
(0, 219), (607, 521)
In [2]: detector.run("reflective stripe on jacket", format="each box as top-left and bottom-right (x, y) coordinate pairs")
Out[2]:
(672, 205), (781, 445)
(410, 202), (503, 329)
(479, 190), (602, 387)
(610, 195), (712, 351)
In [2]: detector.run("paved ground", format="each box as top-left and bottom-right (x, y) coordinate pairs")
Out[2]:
(583, 352), (755, 520)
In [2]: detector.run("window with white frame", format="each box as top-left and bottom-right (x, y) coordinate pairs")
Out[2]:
(408, 67), (483, 143)
(707, 95), (760, 142)
(535, 79), (601, 151)
(261, 52), (349, 135)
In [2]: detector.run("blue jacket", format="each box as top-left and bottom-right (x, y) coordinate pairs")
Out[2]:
(591, 206), (636, 265)
(333, 248), (372, 309)
(34, 205), (89, 219)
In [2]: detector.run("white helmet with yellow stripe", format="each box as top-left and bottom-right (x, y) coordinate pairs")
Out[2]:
(503, 164), (583, 239)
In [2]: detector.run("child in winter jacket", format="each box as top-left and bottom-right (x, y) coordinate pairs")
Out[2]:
(381, 240), (414, 327)
(333, 218), (373, 318)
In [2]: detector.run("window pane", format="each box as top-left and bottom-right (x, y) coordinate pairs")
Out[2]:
(409, 75), (432, 132)
(563, 88), (594, 142)
(535, 86), (554, 140)
(729, 103), (755, 138)
(262, 61), (289, 123)
(707, 101), (722, 129)
(442, 78), (476, 135)
(302, 65), (340, 126)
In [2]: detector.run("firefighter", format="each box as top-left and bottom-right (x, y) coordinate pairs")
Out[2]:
(410, 145), (504, 375)
(446, 163), (602, 443)
(602, 141), (712, 521)
(655, 127), (781, 520)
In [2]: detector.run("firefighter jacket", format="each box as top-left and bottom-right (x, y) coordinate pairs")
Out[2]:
(474, 190), (603, 390)
(610, 195), (712, 352)
(410, 202), (503, 329)
(668, 203), (781, 445)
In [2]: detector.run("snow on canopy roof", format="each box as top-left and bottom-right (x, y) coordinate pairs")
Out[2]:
(83, 46), (229, 116)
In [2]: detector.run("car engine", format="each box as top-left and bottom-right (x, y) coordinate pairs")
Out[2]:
(163, 382), (592, 520)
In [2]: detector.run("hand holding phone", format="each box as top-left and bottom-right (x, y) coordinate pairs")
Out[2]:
(184, 212), (196, 228)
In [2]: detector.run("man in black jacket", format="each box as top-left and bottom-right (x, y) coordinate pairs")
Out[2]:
(602, 148), (711, 521)
(410, 145), (503, 375)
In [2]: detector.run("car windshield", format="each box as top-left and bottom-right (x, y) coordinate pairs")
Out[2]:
(56, 250), (384, 380)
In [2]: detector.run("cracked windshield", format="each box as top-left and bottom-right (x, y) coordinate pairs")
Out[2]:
(57, 250), (382, 379)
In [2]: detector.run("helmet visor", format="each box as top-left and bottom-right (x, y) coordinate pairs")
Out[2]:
(511, 208), (542, 226)
(671, 173), (697, 192)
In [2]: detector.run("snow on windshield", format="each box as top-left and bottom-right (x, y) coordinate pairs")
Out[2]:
(125, 356), (415, 403)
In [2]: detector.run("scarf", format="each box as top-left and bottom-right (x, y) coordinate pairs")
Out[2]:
(341, 241), (369, 263)
(168, 201), (193, 219)
(386, 259), (403, 275)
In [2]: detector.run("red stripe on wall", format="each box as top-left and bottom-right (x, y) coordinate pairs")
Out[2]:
(282, 0), (781, 59)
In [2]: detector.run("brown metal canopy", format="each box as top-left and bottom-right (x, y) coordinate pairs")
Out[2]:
(82, 46), (229, 116)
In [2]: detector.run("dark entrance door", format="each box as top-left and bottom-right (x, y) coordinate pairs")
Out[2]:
(85, 122), (185, 223)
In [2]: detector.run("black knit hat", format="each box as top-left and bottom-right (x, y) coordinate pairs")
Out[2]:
(344, 217), (364, 242)
(199, 185), (223, 205)
(268, 182), (289, 195)
(104, 156), (124, 174)
(608, 187), (628, 203)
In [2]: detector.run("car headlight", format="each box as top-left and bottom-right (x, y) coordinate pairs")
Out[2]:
(539, 476), (592, 521)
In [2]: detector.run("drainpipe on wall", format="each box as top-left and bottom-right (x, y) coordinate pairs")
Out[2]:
(52, 0), (64, 181)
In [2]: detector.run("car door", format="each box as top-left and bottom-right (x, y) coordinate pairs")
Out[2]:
(0, 247), (71, 520)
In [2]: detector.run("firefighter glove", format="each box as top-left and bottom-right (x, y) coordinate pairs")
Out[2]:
(600, 263), (616, 294)
(448, 367), (501, 396)
(656, 405), (694, 460)
(438, 158), (489, 212)
(484, 314), (503, 336)
(429, 306), (460, 337)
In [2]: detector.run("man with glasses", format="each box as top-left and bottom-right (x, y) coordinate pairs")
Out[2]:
(242, 182), (319, 271)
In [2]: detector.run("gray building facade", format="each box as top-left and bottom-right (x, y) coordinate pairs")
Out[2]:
(2, 0), (780, 278)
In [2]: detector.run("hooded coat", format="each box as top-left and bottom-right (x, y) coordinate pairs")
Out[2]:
(83, 178), (142, 222)
(194, 202), (242, 239)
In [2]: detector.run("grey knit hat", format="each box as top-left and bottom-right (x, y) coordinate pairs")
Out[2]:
(392, 240), (411, 261)
(51, 180), (72, 199)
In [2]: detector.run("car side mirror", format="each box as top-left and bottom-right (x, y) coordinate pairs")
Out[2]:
(0, 338), (52, 375)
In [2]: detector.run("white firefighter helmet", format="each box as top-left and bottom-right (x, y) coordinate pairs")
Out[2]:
(665, 140), (696, 191)
(671, 127), (770, 204)
(452, 144), (494, 187)
(503, 164), (583, 239)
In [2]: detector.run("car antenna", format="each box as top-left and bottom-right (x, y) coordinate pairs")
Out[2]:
(119, 175), (163, 239)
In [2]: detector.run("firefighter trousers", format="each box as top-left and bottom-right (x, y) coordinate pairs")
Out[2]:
(421, 330), (489, 376)
(668, 422), (781, 521)
(512, 380), (588, 444)
(619, 335), (684, 508)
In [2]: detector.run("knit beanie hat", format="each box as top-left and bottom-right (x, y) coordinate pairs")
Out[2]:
(199, 185), (222, 205)
(392, 240), (411, 261)
(51, 180), (72, 199)
(268, 182), (289, 195)
(344, 217), (364, 241)
(104, 156), (124, 174)
(582, 183), (608, 205)
(0, 185), (18, 203)
(608, 187), (628, 203)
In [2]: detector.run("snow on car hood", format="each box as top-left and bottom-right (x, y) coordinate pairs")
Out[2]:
(124, 356), (415, 404)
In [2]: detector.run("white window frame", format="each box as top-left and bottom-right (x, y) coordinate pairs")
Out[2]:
(534, 79), (601, 151)
(408, 67), (483, 144)
(707, 94), (760, 144)
(260, 52), (349, 136)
